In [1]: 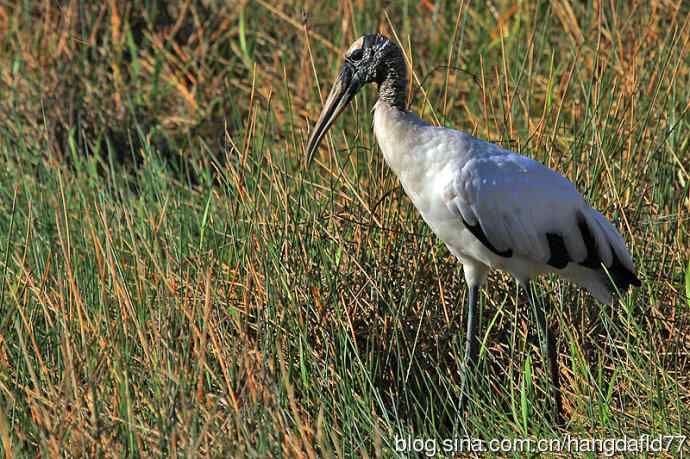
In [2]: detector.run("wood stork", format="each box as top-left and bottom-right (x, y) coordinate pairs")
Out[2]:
(305, 33), (641, 423)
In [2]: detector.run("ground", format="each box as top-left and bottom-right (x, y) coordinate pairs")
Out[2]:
(0, 0), (689, 457)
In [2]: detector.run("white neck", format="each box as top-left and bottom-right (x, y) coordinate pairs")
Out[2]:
(373, 100), (430, 177)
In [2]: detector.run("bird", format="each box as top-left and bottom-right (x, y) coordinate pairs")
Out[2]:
(305, 33), (641, 423)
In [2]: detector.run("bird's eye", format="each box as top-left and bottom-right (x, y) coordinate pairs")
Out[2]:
(348, 48), (364, 62)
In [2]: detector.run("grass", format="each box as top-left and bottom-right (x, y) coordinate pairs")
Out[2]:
(0, 0), (689, 457)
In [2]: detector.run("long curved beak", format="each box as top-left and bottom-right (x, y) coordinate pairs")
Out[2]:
(305, 64), (360, 166)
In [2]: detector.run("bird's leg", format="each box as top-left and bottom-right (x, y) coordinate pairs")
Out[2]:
(458, 284), (480, 415)
(524, 282), (563, 425)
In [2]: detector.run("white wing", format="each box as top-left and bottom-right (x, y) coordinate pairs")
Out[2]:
(444, 144), (635, 272)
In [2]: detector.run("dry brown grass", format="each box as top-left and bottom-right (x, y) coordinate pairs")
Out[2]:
(0, 0), (689, 457)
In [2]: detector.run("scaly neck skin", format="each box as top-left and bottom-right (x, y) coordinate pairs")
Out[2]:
(376, 53), (408, 111)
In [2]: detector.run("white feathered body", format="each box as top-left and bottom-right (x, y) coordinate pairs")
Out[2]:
(373, 100), (638, 304)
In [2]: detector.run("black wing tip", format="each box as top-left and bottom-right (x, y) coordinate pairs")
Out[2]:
(546, 233), (569, 269)
(545, 222), (642, 293)
(459, 214), (642, 294)
(606, 256), (642, 292)
(461, 217), (513, 258)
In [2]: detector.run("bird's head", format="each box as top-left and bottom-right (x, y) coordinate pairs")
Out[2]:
(305, 33), (405, 165)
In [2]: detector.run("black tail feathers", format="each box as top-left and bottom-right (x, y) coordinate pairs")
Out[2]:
(603, 251), (641, 293)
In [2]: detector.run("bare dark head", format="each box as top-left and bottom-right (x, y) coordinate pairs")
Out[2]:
(306, 33), (407, 165)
